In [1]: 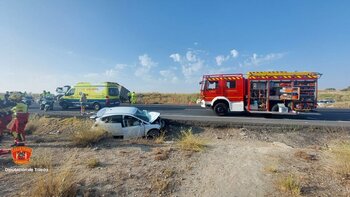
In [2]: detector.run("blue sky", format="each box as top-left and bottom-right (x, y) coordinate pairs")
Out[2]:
(0, 0), (349, 93)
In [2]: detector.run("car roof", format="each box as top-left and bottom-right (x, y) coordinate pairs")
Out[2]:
(98, 107), (138, 117)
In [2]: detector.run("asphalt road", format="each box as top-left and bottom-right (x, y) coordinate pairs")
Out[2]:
(28, 103), (350, 127)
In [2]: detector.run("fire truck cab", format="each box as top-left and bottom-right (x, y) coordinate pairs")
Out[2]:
(199, 71), (321, 116)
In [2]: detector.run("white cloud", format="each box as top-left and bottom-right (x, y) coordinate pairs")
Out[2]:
(135, 54), (157, 77)
(115, 64), (127, 69)
(169, 49), (209, 81)
(169, 53), (181, 62)
(159, 70), (178, 83)
(215, 55), (229, 66)
(214, 49), (239, 66)
(182, 60), (204, 78)
(242, 52), (284, 67)
(102, 63), (128, 77)
(104, 69), (115, 77)
(139, 54), (157, 69)
(186, 51), (197, 62)
(230, 49), (239, 58)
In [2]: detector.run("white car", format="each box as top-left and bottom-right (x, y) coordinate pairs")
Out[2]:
(317, 99), (335, 107)
(90, 107), (166, 139)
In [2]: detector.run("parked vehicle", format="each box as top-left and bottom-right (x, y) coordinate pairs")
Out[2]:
(22, 96), (33, 106)
(317, 99), (335, 107)
(55, 85), (71, 101)
(199, 71), (322, 116)
(90, 107), (165, 139)
(59, 82), (127, 110)
(117, 85), (130, 103)
(40, 96), (54, 111)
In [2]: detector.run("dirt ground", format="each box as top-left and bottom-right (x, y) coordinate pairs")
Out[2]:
(176, 127), (350, 196)
(1, 116), (350, 196)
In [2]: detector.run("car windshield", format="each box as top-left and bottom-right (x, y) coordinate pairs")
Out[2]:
(134, 109), (149, 122)
(96, 108), (108, 118)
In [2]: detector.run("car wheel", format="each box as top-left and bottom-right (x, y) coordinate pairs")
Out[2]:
(214, 102), (228, 116)
(271, 104), (279, 112)
(40, 105), (44, 110)
(147, 129), (160, 139)
(93, 103), (101, 111)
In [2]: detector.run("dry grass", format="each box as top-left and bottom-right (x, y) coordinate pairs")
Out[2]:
(137, 93), (199, 104)
(27, 150), (53, 169)
(71, 127), (108, 147)
(319, 90), (350, 102)
(153, 147), (170, 161)
(154, 132), (166, 144)
(330, 141), (350, 178)
(277, 174), (301, 196)
(264, 164), (279, 173)
(318, 90), (350, 108)
(29, 154), (79, 197)
(30, 169), (78, 197)
(177, 129), (207, 152)
(25, 118), (40, 134)
(294, 150), (317, 161)
(25, 116), (85, 135)
(151, 168), (175, 194)
(152, 178), (170, 194)
(70, 119), (108, 147)
(86, 158), (100, 168)
(162, 168), (175, 178)
(129, 137), (154, 145)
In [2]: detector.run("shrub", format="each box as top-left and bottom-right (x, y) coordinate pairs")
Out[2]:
(153, 148), (170, 161)
(86, 158), (100, 168)
(341, 86), (350, 91)
(71, 128), (108, 147)
(29, 155), (79, 197)
(330, 141), (350, 178)
(30, 169), (77, 197)
(27, 151), (52, 169)
(154, 132), (166, 144)
(177, 128), (206, 152)
(278, 174), (301, 196)
(325, 88), (336, 91)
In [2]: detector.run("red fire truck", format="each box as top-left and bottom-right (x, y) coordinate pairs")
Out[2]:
(199, 71), (321, 116)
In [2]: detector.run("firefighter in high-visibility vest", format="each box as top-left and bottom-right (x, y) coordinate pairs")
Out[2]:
(131, 92), (137, 104)
(10, 101), (29, 146)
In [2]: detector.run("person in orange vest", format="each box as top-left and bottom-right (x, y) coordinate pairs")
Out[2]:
(10, 100), (29, 146)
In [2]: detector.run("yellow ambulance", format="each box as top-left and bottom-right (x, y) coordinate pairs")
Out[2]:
(59, 82), (123, 110)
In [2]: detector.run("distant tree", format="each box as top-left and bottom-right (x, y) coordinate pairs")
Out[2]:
(341, 86), (350, 91)
(325, 88), (336, 91)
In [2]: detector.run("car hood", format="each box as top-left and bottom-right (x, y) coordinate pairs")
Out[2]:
(147, 111), (160, 123)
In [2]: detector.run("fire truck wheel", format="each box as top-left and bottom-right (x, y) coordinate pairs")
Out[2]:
(214, 103), (228, 116)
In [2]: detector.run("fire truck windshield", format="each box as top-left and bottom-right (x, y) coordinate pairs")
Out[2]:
(201, 80), (218, 90)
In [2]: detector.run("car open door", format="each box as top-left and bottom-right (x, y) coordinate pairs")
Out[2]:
(122, 115), (145, 138)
